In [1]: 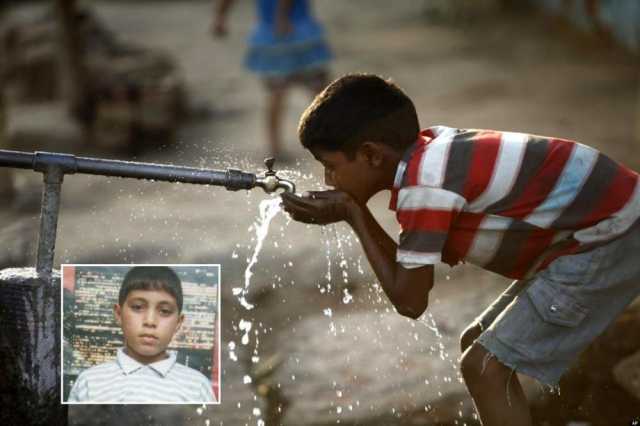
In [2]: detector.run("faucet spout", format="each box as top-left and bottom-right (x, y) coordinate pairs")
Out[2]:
(254, 175), (296, 193)
(276, 178), (296, 193)
(254, 157), (296, 194)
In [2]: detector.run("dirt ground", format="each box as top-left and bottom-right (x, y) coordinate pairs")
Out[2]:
(2, 1), (640, 425)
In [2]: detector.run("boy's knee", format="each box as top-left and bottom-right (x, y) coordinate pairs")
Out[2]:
(460, 322), (483, 353)
(460, 344), (483, 385)
(460, 344), (511, 389)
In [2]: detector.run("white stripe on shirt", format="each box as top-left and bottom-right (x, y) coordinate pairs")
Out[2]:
(397, 249), (442, 266)
(397, 186), (466, 211)
(394, 161), (407, 188)
(418, 130), (455, 187)
(526, 143), (599, 228)
(67, 348), (216, 404)
(468, 132), (528, 212)
(464, 215), (513, 266)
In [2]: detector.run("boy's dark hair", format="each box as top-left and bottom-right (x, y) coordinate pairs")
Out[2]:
(298, 73), (420, 158)
(119, 266), (183, 312)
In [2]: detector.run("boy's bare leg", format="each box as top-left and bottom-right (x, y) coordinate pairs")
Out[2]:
(461, 343), (533, 426)
(266, 87), (286, 158)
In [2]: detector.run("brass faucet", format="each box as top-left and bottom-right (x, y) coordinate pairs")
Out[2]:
(254, 158), (296, 194)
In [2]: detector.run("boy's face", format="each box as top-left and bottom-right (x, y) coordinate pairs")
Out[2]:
(311, 147), (383, 204)
(114, 289), (184, 364)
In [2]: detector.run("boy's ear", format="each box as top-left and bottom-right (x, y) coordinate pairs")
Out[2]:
(359, 141), (385, 167)
(114, 304), (122, 325)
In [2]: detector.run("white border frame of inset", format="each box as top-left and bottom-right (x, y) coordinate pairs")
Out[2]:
(60, 264), (222, 405)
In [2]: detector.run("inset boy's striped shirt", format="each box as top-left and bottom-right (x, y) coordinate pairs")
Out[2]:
(67, 348), (215, 403)
(389, 125), (640, 279)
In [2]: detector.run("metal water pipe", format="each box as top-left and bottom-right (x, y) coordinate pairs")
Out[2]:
(0, 149), (296, 277)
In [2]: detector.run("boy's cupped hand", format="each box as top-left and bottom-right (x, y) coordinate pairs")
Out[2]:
(281, 190), (356, 225)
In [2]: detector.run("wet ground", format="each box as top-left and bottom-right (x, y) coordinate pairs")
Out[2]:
(2, 1), (640, 425)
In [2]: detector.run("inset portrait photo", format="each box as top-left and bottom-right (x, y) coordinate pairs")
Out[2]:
(61, 264), (221, 404)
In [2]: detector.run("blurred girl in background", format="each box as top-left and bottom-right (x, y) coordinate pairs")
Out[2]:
(213, 0), (332, 160)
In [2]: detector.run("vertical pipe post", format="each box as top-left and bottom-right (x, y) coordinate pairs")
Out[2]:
(35, 167), (64, 278)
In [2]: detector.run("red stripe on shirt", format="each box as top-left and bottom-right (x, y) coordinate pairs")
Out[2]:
(535, 239), (581, 273)
(389, 189), (398, 211)
(463, 132), (501, 202)
(405, 140), (427, 187)
(577, 166), (638, 229)
(511, 228), (557, 278)
(441, 212), (486, 266)
(502, 138), (574, 219)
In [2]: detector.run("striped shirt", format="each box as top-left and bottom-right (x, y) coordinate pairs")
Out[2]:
(390, 125), (640, 279)
(67, 348), (216, 403)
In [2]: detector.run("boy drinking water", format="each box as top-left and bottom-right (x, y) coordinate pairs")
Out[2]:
(281, 73), (640, 425)
(68, 266), (215, 403)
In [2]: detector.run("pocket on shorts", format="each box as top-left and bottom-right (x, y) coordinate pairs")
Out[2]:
(527, 279), (588, 327)
(493, 277), (589, 360)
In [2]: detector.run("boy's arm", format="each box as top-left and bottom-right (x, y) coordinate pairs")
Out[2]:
(281, 191), (434, 319)
(348, 202), (434, 319)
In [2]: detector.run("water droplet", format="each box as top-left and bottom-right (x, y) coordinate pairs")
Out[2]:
(342, 288), (353, 304)
(240, 319), (252, 345)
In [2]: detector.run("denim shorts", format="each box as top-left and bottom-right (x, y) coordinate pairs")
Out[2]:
(475, 226), (640, 386)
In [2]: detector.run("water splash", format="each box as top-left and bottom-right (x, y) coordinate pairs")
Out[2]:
(233, 197), (281, 310)
(322, 227), (332, 292)
(228, 341), (238, 361)
(239, 319), (253, 345)
(342, 288), (353, 304)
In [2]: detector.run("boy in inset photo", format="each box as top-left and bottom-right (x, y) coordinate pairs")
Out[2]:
(65, 265), (217, 403)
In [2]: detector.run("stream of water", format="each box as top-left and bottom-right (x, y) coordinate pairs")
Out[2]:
(224, 194), (459, 425)
(233, 197), (282, 311)
(229, 197), (283, 426)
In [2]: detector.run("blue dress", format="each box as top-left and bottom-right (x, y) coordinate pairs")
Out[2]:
(245, 0), (332, 78)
